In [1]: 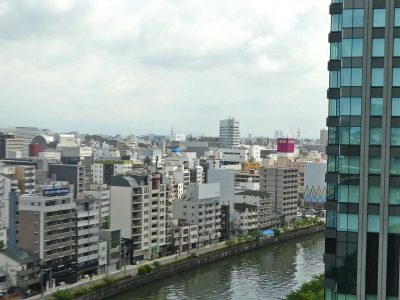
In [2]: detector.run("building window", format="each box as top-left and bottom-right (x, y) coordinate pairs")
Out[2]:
(368, 186), (380, 204)
(331, 14), (342, 32)
(330, 71), (340, 88)
(338, 185), (359, 203)
(373, 9), (385, 27)
(370, 98), (383, 116)
(341, 68), (362, 86)
(368, 215), (379, 233)
(390, 157), (400, 175)
(342, 39), (363, 57)
(339, 98), (361, 116)
(372, 39), (384, 57)
(337, 156), (360, 174)
(389, 187), (400, 205)
(369, 157), (381, 175)
(339, 127), (360, 145)
(393, 98), (400, 116)
(328, 128), (337, 145)
(370, 128), (382, 145)
(371, 68), (384, 86)
(395, 8), (400, 27)
(337, 213), (358, 232)
(330, 42), (341, 60)
(393, 68), (400, 86)
(342, 9), (364, 28)
(389, 216), (400, 233)
(329, 99), (338, 116)
(394, 38), (400, 57)
(391, 128), (400, 146)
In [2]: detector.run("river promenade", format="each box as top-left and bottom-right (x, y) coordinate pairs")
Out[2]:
(36, 225), (324, 300)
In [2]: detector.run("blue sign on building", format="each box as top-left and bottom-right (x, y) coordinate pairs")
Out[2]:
(42, 187), (70, 197)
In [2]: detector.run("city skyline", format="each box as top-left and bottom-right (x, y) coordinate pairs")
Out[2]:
(0, 0), (329, 138)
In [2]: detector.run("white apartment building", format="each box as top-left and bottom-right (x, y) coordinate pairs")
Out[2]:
(173, 183), (221, 247)
(75, 194), (100, 277)
(92, 160), (132, 185)
(86, 184), (110, 227)
(110, 175), (170, 260)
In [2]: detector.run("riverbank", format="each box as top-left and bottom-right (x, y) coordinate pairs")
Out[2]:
(49, 225), (324, 300)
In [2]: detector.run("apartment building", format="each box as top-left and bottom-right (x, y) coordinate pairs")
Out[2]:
(173, 183), (221, 247)
(260, 167), (298, 225)
(235, 190), (272, 230)
(110, 175), (170, 261)
(75, 194), (99, 278)
(18, 185), (77, 287)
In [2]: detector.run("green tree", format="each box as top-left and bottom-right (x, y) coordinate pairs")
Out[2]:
(286, 274), (323, 300)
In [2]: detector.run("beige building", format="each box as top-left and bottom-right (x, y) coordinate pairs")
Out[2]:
(110, 175), (171, 260)
(260, 167), (298, 225)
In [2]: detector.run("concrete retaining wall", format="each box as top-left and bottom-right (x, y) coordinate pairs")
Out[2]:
(74, 226), (324, 300)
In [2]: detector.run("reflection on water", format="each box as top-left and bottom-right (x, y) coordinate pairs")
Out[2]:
(110, 232), (324, 300)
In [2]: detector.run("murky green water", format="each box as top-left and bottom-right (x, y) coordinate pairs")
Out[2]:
(110, 232), (324, 300)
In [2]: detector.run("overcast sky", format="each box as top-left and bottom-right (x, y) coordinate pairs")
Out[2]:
(0, 0), (330, 138)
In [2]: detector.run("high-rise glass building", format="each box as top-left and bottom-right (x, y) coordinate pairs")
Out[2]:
(326, 1), (400, 299)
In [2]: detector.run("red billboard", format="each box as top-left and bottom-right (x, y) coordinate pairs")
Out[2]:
(277, 138), (295, 153)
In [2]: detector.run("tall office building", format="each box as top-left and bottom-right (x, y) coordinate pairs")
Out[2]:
(325, 2), (400, 299)
(219, 118), (240, 148)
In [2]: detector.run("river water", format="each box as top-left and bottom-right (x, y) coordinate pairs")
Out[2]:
(110, 232), (324, 300)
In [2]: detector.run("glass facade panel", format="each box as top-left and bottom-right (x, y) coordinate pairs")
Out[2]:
(370, 98), (383, 116)
(393, 98), (400, 116)
(390, 157), (400, 175)
(341, 68), (362, 86)
(391, 128), (400, 146)
(389, 216), (400, 233)
(329, 99), (338, 116)
(343, 9), (363, 28)
(371, 68), (384, 86)
(327, 210), (337, 228)
(332, 14), (342, 31)
(328, 127), (337, 144)
(389, 187), (400, 205)
(368, 215), (379, 233)
(373, 9), (385, 27)
(370, 128), (382, 145)
(372, 39), (384, 57)
(394, 38), (400, 57)
(342, 39), (363, 57)
(337, 213), (358, 232)
(368, 186), (380, 204)
(338, 185), (359, 203)
(393, 68), (400, 86)
(330, 71), (340, 88)
(395, 8), (400, 27)
(369, 157), (381, 175)
(331, 42), (341, 59)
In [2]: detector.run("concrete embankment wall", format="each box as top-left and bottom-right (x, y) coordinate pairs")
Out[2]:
(75, 226), (324, 300)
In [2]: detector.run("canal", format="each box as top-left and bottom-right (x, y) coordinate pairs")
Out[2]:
(110, 232), (324, 300)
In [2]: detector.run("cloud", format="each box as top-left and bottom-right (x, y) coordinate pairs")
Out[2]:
(0, 0), (330, 137)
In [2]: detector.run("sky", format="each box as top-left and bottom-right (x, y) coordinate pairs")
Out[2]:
(0, 0), (330, 138)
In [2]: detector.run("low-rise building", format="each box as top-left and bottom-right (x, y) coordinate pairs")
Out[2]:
(98, 229), (121, 273)
(172, 220), (198, 253)
(235, 190), (272, 230)
(173, 183), (221, 247)
(0, 249), (40, 293)
(234, 203), (258, 232)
